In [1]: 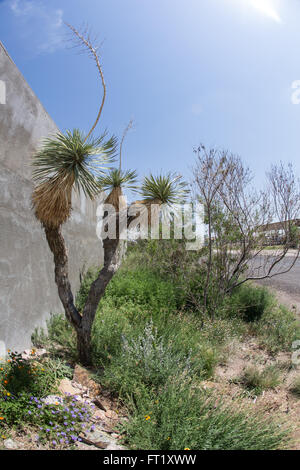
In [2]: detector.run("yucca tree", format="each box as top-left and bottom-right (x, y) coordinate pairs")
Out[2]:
(137, 173), (189, 206)
(33, 129), (116, 227)
(98, 168), (138, 211)
(32, 24), (188, 365)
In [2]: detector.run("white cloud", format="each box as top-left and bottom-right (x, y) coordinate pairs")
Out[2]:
(8, 0), (64, 54)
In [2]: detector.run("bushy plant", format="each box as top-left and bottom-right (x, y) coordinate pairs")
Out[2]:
(254, 304), (300, 353)
(229, 284), (274, 322)
(101, 321), (195, 397)
(0, 393), (91, 448)
(0, 351), (58, 398)
(123, 379), (289, 450)
(104, 267), (178, 313)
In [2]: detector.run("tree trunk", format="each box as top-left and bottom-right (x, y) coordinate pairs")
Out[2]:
(44, 225), (82, 329)
(44, 222), (125, 366)
(76, 326), (93, 366)
(76, 237), (123, 365)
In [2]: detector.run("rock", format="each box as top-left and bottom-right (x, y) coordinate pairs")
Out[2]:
(93, 398), (107, 411)
(73, 365), (101, 398)
(21, 348), (47, 360)
(4, 439), (18, 450)
(41, 395), (63, 405)
(58, 378), (82, 397)
(105, 410), (118, 420)
(93, 409), (106, 421)
(35, 348), (47, 357)
(81, 427), (115, 449)
(75, 441), (99, 451)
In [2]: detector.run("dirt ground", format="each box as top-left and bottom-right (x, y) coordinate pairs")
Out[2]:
(210, 335), (300, 450)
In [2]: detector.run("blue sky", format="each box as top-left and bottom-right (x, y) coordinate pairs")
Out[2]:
(1, 0), (300, 187)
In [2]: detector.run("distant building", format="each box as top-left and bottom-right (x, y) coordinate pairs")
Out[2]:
(257, 219), (300, 246)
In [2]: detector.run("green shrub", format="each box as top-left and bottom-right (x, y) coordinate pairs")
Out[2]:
(101, 321), (201, 398)
(76, 267), (100, 312)
(229, 284), (274, 322)
(123, 379), (289, 450)
(0, 351), (58, 398)
(237, 364), (281, 395)
(0, 351), (74, 401)
(91, 298), (134, 367)
(254, 304), (300, 353)
(104, 267), (178, 313)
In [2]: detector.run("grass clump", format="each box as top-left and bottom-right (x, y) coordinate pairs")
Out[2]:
(122, 378), (289, 450)
(253, 304), (300, 354)
(237, 364), (282, 395)
(104, 267), (179, 313)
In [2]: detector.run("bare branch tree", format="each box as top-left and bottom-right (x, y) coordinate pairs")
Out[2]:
(191, 145), (300, 313)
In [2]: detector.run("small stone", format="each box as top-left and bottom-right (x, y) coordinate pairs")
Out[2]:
(82, 428), (114, 449)
(34, 348), (47, 357)
(73, 365), (101, 398)
(93, 409), (106, 421)
(58, 378), (82, 397)
(105, 410), (118, 420)
(4, 439), (18, 450)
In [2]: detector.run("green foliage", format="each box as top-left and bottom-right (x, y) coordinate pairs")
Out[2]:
(104, 267), (179, 313)
(32, 129), (117, 200)
(76, 267), (100, 312)
(0, 351), (58, 398)
(98, 168), (138, 191)
(122, 379), (289, 450)
(229, 284), (274, 322)
(0, 353), (86, 448)
(237, 365), (282, 395)
(100, 321), (217, 401)
(254, 304), (300, 353)
(137, 173), (189, 205)
(28, 242), (298, 450)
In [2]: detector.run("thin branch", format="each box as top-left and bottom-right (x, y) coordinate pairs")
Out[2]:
(65, 22), (106, 143)
(119, 119), (134, 171)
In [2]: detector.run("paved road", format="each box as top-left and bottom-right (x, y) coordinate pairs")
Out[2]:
(252, 254), (300, 311)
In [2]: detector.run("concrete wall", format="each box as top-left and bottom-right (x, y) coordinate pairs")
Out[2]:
(0, 41), (102, 355)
